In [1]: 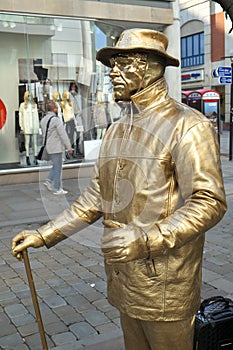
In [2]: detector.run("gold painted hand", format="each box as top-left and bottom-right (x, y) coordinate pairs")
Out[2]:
(12, 230), (44, 260)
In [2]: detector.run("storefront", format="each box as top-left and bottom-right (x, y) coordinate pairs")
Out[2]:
(0, 0), (179, 179)
(182, 88), (221, 138)
(0, 13), (123, 170)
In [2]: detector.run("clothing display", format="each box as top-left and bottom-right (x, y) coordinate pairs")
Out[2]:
(19, 101), (39, 135)
(19, 92), (39, 161)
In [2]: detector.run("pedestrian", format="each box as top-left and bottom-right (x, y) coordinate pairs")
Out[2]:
(12, 29), (226, 350)
(41, 101), (73, 195)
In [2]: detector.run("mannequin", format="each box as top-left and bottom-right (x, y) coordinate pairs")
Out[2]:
(19, 91), (39, 165)
(61, 90), (76, 153)
(52, 91), (63, 122)
(93, 90), (107, 139)
(69, 82), (83, 156)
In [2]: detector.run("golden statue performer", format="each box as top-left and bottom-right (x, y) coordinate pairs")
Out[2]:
(12, 29), (227, 350)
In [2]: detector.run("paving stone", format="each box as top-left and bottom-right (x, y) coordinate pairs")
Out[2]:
(11, 313), (35, 327)
(0, 291), (17, 301)
(50, 341), (84, 349)
(0, 322), (18, 337)
(93, 281), (107, 294)
(36, 287), (56, 298)
(96, 321), (120, 334)
(42, 312), (61, 325)
(210, 278), (233, 294)
(28, 301), (53, 317)
(0, 311), (10, 324)
(18, 321), (40, 337)
(5, 303), (28, 318)
(79, 329), (123, 347)
(20, 296), (35, 308)
(83, 290), (104, 303)
(112, 317), (121, 328)
(52, 331), (77, 345)
(93, 298), (114, 313)
(56, 286), (76, 297)
(0, 332), (26, 349)
(72, 282), (94, 294)
(44, 321), (68, 336)
(53, 305), (84, 325)
(84, 335), (124, 350)
(44, 295), (67, 308)
(83, 310), (109, 327)
(55, 268), (74, 277)
(64, 294), (91, 310)
(69, 321), (97, 339)
(1, 296), (20, 308)
(46, 278), (67, 287)
(24, 332), (53, 350)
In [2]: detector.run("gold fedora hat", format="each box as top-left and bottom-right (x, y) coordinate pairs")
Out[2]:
(96, 28), (179, 67)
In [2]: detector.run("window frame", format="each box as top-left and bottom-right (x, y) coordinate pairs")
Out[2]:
(181, 32), (204, 68)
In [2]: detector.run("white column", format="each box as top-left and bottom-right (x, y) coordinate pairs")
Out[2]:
(164, 0), (181, 101)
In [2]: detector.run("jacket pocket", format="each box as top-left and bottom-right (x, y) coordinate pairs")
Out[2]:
(145, 258), (157, 278)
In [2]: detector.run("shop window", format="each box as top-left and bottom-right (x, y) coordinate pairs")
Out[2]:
(181, 32), (204, 68)
(0, 14), (122, 169)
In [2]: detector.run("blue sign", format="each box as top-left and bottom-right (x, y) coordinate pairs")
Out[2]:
(213, 66), (232, 78)
(219, 76), (232, 84)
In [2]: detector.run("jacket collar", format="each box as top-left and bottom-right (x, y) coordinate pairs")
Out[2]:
(131, 77), (168, 113)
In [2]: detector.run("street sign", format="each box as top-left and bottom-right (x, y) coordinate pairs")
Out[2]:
(219, 76), (232, 84)
(213, 66), (232, 77)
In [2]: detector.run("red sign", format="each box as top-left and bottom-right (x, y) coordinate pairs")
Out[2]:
(0, 99), (7, 129)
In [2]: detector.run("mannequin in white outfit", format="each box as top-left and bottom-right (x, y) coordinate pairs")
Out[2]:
(19, 91), (39, 165)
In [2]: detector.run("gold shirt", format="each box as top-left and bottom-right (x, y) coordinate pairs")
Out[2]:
(38, 77), (226, 321)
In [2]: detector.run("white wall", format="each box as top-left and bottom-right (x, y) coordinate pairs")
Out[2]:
(0, 32), (51, 163)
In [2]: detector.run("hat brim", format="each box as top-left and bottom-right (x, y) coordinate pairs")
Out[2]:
(96, 46), (180, 67)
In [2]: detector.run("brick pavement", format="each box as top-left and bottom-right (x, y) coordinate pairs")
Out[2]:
(0, 131), (233, 349)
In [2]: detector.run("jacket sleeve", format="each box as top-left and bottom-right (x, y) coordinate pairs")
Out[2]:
(19, 104), (24, 131)
(55, 119), (72, 150)
(145, 121), (227, 257)
(37, 160), (103, 248)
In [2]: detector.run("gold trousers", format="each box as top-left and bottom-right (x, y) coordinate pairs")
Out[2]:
(120, 312), (195, 350)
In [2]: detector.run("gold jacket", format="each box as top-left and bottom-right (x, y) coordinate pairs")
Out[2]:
(38, 77), (227, 321)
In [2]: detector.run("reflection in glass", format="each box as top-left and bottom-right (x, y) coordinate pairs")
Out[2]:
(0, 14), (122, 169)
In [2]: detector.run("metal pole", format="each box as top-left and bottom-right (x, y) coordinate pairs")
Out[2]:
(230, 61), (233, 161)
(22, 249), (48, 350)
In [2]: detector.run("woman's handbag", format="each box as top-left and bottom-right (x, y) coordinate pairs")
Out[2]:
(37, 145), (49, 161)
(37, 116), (55, 161)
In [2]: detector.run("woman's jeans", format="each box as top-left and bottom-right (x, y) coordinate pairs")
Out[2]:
(47, 153), (63, 190)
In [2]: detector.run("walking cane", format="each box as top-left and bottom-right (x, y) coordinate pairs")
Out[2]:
(22, 249), (48, 350)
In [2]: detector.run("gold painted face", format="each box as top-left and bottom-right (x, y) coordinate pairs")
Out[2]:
(109, 53), (147, 101)
(143, 53), (165, 88)
(109, 53), (166, 101)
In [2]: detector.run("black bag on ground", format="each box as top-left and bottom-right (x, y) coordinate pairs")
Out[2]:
(193, 296), (233, 350)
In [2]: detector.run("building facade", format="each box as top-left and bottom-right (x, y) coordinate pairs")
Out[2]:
(180, 0), (233, 127)
(0, 0), (180, 173)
